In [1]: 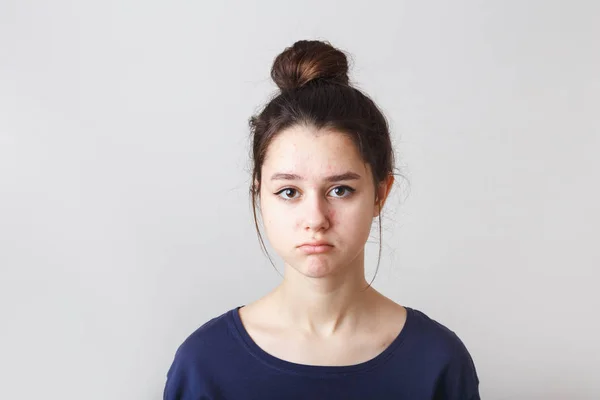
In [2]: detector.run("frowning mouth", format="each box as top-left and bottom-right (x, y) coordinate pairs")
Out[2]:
(297, 243), (333, 254)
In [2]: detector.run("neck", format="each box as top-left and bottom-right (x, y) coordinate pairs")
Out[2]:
(272, 250), (378, 337)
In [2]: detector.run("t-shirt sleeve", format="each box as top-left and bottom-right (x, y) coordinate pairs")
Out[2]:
(433, 334), (481, 400)
(163, 343), (211, 400)
(163, 345), (191, 400)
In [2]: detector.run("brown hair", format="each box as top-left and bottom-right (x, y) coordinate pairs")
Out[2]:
(249, 40), (397, 285)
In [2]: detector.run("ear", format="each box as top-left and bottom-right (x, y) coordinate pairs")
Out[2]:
(373, 174), (395, 218)
(253, 178), (261, 196)
(253, 178), (263, 212)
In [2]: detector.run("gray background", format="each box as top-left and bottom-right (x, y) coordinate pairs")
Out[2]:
(1, 1), (599, 399)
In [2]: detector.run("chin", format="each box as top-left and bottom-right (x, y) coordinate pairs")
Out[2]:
(295, 256), (341, 278)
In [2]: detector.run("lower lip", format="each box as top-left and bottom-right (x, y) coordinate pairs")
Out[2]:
(298, 245), (333, 254)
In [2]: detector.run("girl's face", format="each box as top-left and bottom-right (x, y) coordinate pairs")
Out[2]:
(259, 125), (385, 279)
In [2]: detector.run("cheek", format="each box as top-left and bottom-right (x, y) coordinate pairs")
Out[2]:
(329, 209), (337, 223)
(261, 200), (291, 238)
(338, 202), (375, 237)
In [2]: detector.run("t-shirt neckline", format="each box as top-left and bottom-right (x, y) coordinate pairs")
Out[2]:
(228, 305), (414, 376)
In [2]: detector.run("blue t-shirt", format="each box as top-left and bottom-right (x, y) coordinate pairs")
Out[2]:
(164, 306), (480, 399)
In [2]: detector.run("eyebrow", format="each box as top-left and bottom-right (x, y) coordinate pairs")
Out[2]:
(270, 172), (362, 182)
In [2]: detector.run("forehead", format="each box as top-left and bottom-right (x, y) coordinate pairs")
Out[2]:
(262, 125), (365, 176)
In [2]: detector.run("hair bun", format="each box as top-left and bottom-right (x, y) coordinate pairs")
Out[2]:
(271, 40), (349, 91)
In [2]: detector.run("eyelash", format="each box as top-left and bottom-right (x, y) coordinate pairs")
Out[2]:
(274, 186), (356, 201)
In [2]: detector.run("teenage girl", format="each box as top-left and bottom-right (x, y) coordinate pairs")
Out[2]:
(164, 40), (480, 400)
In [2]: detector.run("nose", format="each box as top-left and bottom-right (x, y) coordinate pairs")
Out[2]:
(302, 192), (330, 232)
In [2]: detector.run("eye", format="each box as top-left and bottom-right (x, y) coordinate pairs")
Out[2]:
(329, 186), (355, 198)
(275, 188), (300, 200)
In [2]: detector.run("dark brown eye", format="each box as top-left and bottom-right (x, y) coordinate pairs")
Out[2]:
(275, 188), (300, 200)
(330, 186), (355, 198)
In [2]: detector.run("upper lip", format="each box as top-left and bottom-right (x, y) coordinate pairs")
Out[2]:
(298, 241), (332, 247)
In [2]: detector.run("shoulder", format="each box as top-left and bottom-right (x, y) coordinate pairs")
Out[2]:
(405, 307), (481, 399)
(406, 307), (471, 356)
(163, 309), (236, 399)
(169, 308), (236, 368)
(178, 309), (232, 353)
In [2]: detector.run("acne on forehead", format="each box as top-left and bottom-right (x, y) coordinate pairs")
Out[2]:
(262, 127), (364, 175)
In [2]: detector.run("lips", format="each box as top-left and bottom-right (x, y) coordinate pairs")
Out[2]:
(298, 241), (332, 247)
(297, 241), (333, 254)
